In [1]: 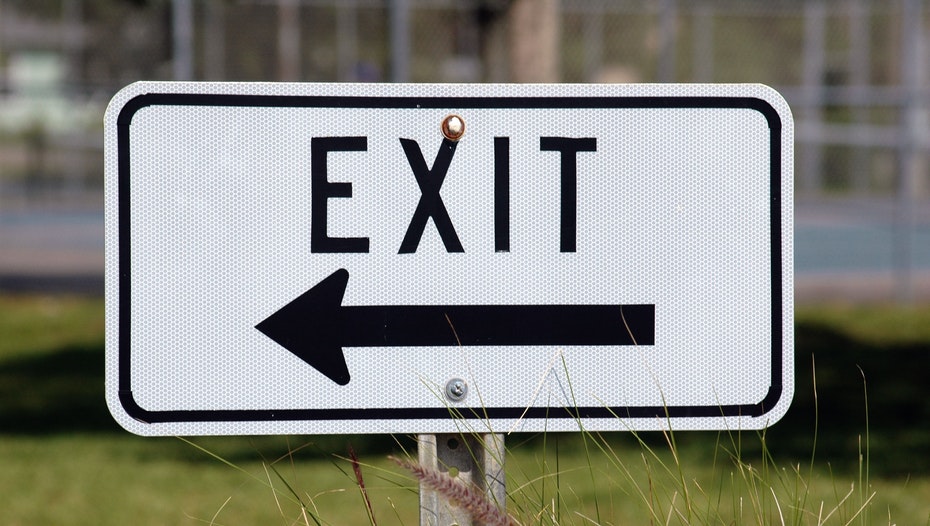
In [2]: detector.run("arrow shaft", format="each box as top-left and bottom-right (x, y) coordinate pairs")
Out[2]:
(340, 304), (655, 347)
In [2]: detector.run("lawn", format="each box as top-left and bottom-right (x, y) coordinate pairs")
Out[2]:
(1, 295), (929, 524)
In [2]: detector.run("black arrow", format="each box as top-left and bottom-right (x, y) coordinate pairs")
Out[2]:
(255, 269), (654, 386)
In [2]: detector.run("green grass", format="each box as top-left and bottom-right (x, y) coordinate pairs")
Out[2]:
(0, 294), (105, 361)
(505, 434), (930, 525)
(2, 294), (930, 524)
(795, 304), (930, 346)
(0, 434), (418, 525)
(3, 432), (927, 525)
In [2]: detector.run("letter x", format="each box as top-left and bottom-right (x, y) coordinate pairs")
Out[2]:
(398, 138), (464, 253)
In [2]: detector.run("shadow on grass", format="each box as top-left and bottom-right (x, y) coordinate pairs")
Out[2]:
(1, 324), (928, 473)
(766, 321), (930, 475)
(0, 342), (402, 461)
(0, 342), (120, 434)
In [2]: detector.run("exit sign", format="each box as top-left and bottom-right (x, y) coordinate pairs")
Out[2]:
(104, 82), (793, 436)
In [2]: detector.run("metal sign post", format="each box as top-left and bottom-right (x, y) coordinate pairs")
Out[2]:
(418, 433), (506, 526)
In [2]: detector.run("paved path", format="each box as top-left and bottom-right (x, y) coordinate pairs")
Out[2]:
(0, 206), (104, 294)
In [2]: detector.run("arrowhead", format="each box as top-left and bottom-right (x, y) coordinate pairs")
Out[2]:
(256, 269), (352, 385)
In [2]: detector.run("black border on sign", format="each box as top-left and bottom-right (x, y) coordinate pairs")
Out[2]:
(115, 92), (785, 426)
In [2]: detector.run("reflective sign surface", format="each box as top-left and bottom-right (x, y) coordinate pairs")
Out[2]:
(105, 82), (793, 435)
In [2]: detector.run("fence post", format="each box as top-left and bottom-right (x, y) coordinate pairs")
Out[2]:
(801, 0), (826, 195)
(277, 0), (300, 81)
(848, 0), (871, 193)
(509, 0), (560, 82)
(337, 0), (359, 81)
(692, 1), (714, 83)
(390, 0), (410, 82)
(657, 0), (678, 83)
(582, 0), (604, 83)
(172, 0), (194, 80)
(895, 0), (928, 303)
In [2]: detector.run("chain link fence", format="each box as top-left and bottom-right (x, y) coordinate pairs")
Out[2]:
(1, 0), (929, 298)
(1, 0), (928, 200)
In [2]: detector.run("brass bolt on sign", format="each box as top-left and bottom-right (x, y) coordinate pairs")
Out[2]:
(441, 114), (465, 141)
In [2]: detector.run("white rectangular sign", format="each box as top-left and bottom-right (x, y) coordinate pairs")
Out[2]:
(105, 82), (793, 436)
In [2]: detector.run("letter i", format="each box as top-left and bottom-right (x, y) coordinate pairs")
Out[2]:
(494, 137), (510, 253)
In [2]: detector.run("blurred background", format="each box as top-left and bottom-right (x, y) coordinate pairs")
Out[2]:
(2, 2), (930, 523)
(1, 0), (930, 302)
